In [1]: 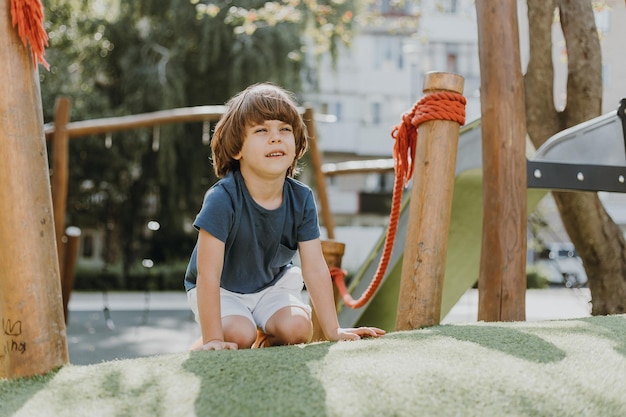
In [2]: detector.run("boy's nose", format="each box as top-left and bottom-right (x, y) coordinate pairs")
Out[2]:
(270, 133), (281, 142)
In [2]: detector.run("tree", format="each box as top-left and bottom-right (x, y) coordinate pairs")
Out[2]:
(524, 0), (626, 314)
(40, 0), (363, 283)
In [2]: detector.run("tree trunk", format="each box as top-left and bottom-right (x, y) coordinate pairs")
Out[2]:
(553, 193), (626, 314)
(524, 0), (626, 315)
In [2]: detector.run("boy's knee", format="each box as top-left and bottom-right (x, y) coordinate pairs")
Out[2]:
(223, 317), (257, 348)
(226, 327), (257, 349)
(272, 314), (312, 345)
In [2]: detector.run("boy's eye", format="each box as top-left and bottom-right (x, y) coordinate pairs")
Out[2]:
(281, 126), (293, 132)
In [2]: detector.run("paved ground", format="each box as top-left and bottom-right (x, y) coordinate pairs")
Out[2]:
(66, 287), (592, 365)
(67, 291), (200, 365)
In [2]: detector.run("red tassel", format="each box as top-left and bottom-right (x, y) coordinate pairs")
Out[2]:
(10, 0), (49, 70)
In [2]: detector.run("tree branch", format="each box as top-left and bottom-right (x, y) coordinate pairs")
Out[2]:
(524, 0), (561, 147)
(559, 0), (603, 126)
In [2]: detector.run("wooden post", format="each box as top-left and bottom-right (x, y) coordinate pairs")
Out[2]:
(476, 0), (527, 322)
(303, 108), (340, 336)
(51, 97), (71, 278)
(61, 227), (82, 323)
(0, 0), (68, 378)
(311, 240), (345, 341)
(395, 72), (464, 330)
(304, 107), (335, 240)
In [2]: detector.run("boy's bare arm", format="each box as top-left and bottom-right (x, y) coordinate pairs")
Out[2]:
(196, 229), (237, 350)
(299, 239), (386, 341)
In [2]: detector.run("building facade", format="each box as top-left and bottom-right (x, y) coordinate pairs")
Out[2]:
(302, 0), (626, 271)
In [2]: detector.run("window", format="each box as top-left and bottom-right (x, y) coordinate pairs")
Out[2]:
(446, 43), (459, 72)
(378, 0), (410, 16)
(440, 0), (458, 14)
(371, 102), (381, 125)
(334, 102), (343, 121)
(320, 102), (341, 121)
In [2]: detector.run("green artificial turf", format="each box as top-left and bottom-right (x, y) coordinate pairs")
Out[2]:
(2, 314), (626, 417)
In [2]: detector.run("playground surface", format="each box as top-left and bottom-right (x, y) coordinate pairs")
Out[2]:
(66, 287), (592, 365)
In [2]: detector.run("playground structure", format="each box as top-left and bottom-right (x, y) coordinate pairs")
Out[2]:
(13, 80), (623, 359)
(2, 0), (625, 381)
(10, 74), (625, 375)
(333, 101), (626, 331)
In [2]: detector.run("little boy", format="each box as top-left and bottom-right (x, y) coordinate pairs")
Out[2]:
(185, 83), (385, 350)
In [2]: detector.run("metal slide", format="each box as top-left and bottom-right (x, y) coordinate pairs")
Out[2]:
(338, 107), (626, 330)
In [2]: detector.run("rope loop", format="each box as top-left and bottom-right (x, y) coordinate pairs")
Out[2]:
(392, 91), (467, 187)
(332, 91), (466, 309)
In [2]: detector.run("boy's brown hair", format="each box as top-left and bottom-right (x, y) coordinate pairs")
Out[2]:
(211, 83), (308, 178)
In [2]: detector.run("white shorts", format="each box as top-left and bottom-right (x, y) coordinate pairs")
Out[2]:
(187, 266), (312, 333)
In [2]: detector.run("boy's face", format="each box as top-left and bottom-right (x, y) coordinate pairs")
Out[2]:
(235, 119), (296, 179)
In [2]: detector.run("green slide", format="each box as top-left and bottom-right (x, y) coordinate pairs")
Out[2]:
(338, 168), (546, 331)
(337, 119), (547, 331)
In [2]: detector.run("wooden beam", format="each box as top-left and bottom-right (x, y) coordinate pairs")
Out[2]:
(322, 159), (395, 176)
(43, 105), (227, 140)
(0, 0), (68, 378)
(395, 72), (465, 330)
(43, 105), (312, 141)
(476, 0), (527, 321)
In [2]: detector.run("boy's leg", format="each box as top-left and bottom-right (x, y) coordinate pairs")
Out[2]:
(187, 287), (257, 349)
(189, 316), (256, 350)
(253, 267), (313, 347)
(264, 306), (312, 346)
(222, 315), (257, 348)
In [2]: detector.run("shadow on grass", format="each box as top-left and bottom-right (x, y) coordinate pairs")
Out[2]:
(428, 324), (567, 363)
(182, 342), (332, 417)
(579, 315), (626, 359)
(0, 369), (58, 417)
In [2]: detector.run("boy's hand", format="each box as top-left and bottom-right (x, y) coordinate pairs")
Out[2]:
(195, 339), (238, 351)
(331, 327), (386, 341)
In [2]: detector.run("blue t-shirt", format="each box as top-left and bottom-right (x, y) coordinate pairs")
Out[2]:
(184, 170), (320, 293)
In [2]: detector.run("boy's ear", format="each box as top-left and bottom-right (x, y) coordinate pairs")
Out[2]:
(234, 152), (242, 161)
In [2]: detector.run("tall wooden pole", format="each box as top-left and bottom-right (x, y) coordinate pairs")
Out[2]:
(304, 107), (335, 239)
(0, 0), (69, 378)
(395, 72), (464, 330)
(51, 97), (71, 273)
(476, 0), (527, 321)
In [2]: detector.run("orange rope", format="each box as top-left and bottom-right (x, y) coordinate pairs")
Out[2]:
(331, 91), (466, 309)
(10, 0), (49, 69)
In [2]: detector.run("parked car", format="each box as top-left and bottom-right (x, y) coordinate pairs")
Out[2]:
(534, 243), (588, 287)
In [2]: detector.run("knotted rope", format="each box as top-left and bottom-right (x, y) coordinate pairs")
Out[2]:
(331, 91), (466, 309)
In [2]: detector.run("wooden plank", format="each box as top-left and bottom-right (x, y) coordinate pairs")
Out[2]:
(43, 105), (313, 140)
(43, 106), (227, 139)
